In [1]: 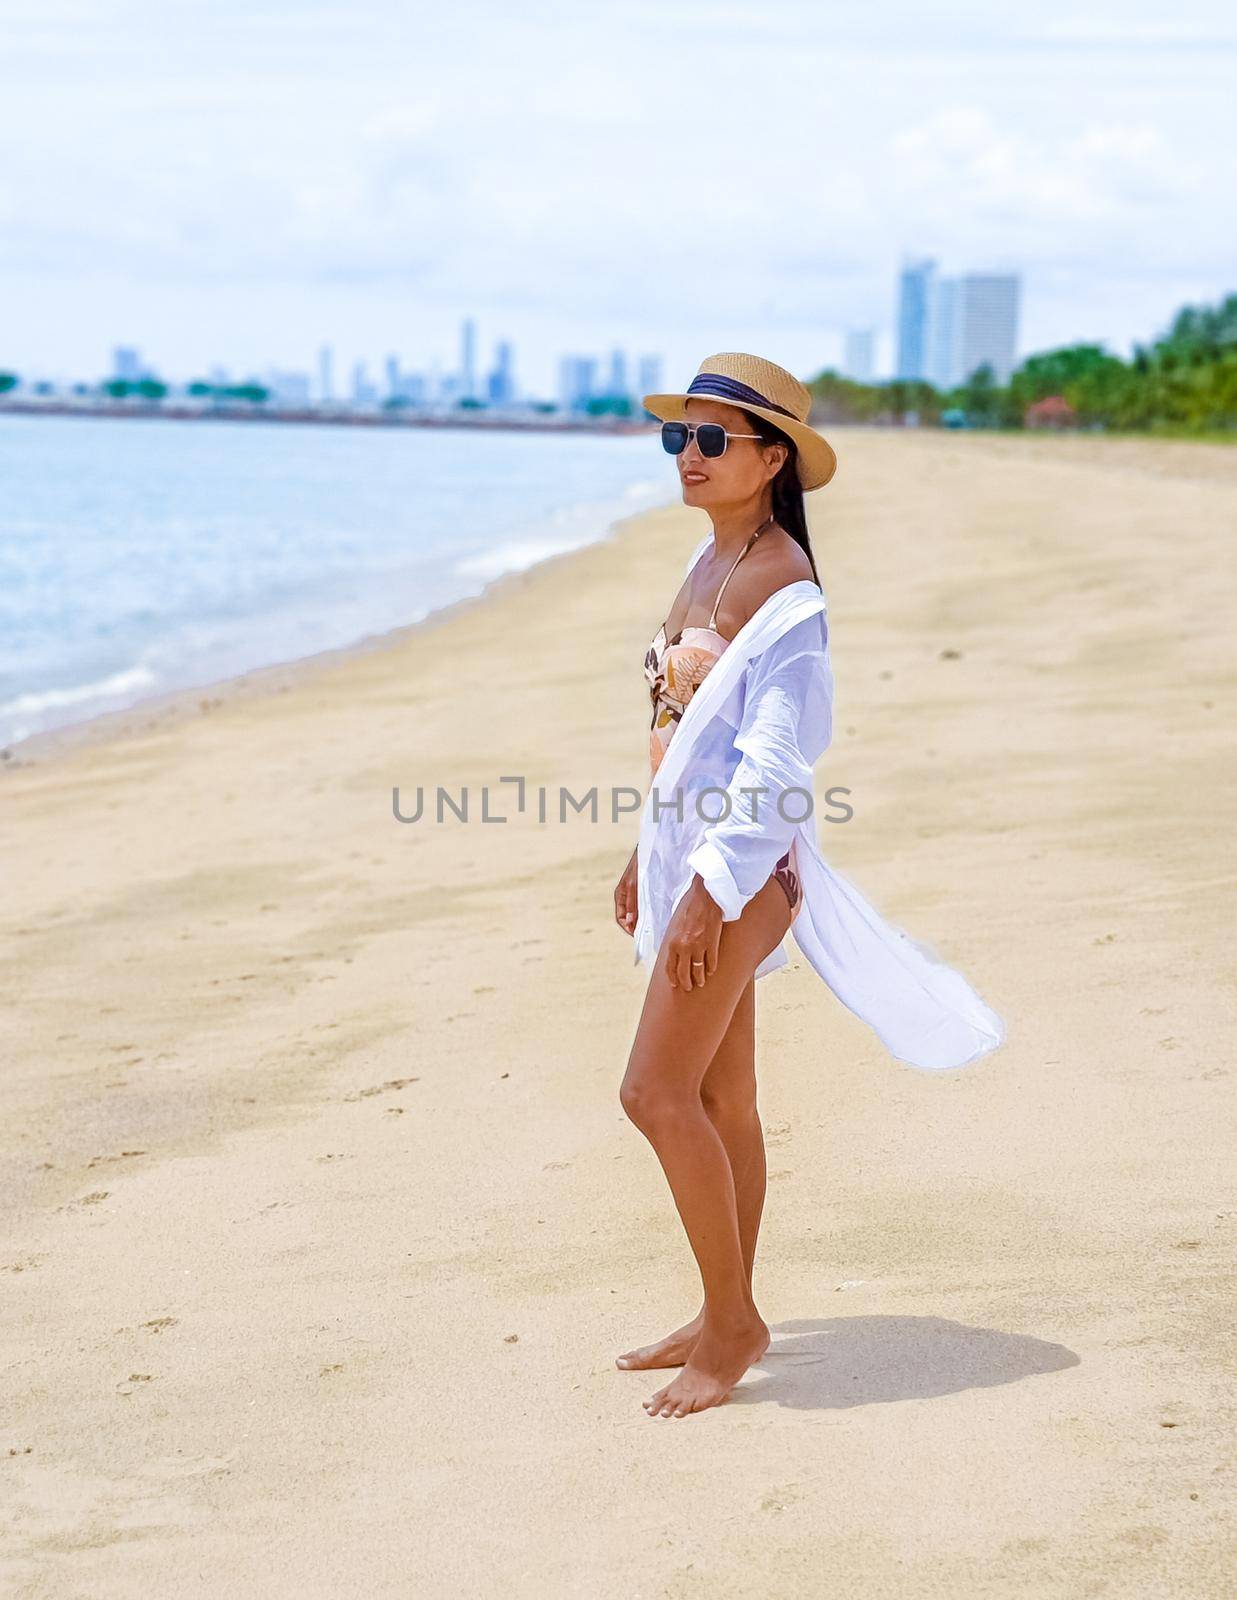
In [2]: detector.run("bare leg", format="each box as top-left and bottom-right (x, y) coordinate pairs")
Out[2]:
(703, 979), (766, 1286)
(618, 879), (790, 1417)
(615, 980), (765, 1369)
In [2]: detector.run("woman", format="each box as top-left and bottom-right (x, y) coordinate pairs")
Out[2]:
(612, 353), (1004, 1420)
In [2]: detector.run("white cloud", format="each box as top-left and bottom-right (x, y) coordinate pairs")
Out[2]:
(887, 108), (1206, 253)
(0, 0), (1232, 386)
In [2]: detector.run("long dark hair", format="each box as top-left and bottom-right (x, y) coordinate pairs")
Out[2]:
(741, 408), (821, 587)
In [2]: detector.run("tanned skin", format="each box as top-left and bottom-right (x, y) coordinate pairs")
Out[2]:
(614, 396), (813, 1418)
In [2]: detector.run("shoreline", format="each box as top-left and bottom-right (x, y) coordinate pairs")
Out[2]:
(0, 492), (677, 774)
(7, 422), (1234, 776)
(0, 396), (658, 436)
(8, 418), (1234, 776)
(8, 420), (1234, 774)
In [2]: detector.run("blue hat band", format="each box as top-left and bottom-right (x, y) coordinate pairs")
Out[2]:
(686, 372), (799, 421)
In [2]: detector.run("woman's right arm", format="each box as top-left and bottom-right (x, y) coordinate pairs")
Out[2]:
(685, 613), (832, 922)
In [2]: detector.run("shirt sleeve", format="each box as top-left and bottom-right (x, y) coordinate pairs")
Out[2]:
(685, 611), (833, 922)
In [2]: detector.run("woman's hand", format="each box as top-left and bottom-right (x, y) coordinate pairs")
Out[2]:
(662, 875), (723, 991)
(614, 846), (639, 937)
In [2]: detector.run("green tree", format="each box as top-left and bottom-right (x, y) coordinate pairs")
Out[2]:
(958, 362), (999, 425)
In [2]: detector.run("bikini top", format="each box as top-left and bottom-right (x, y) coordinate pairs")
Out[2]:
(643, 516), (773, 773)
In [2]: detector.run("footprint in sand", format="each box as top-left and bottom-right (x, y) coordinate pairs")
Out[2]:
(342, 1077), (419, 1102)
(2, 1256), (45, 1274)
(59, 1191), (109, 1211)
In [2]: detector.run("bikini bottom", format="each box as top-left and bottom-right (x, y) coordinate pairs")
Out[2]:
(771, 844), (803, 922)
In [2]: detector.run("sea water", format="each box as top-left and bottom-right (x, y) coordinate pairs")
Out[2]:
(0, 413), (672, 748)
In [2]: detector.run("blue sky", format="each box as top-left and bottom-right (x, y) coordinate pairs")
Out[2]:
(3, 0), (1234, 393)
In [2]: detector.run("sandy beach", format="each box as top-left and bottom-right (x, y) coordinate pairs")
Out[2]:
(2, 426), (1234, 1597)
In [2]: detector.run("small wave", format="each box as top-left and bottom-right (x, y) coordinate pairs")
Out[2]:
(0, 662), (157, 722)
(454, 537), (587, 583)
(456, 482), (671, 584)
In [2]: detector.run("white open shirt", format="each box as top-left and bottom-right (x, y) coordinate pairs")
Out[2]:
(632, 530), (1006, 1072)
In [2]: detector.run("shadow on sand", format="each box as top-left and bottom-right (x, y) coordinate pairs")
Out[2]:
(729, 1314), (1079, 1411)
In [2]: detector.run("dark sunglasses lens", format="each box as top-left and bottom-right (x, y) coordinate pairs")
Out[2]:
(697, 424), (728, 457)
(661, 422), (688, 455)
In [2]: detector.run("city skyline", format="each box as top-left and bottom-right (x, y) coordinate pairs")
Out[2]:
(2, 322), (667, 418)
(2, 3), (1231, 397)
(7, 258), (1037, 404)
(895, 259), (1022, 388)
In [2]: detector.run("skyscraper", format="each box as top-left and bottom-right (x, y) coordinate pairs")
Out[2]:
(460, 318), (477, 401)
(558, 355), (597, 413)
(927, 276), (958, 389)
(351, 360), (379, 406)
(636, 355), (663, 406)
(953, 274), (1020, 386)
(318, 345), (334, 404)
(844, 330), (875, 383)
(487, 340), (516, 406)
(265, 368), (311, 405)
(895, 257), (936, 381)
(112, 346), (144, 382)
(897, 261), (1021, 388)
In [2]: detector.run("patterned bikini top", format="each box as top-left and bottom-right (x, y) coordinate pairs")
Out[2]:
(643, 516), (773, 777)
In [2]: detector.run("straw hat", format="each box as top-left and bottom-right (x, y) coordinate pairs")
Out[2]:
(642, 351), (837, 491)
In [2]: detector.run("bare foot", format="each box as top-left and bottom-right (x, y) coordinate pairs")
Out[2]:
(615, 1310), (704, 1371)
(643, 1314), (769, 1418)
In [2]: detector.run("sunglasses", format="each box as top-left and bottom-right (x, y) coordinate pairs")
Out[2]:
(660, 421), (763, 459)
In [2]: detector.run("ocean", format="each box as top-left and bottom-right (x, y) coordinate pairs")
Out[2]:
(0, 413), (670, 749)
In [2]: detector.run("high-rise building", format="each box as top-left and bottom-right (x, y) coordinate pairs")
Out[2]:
(895, 257), (936, 381)
(460, 318), (477, 401)
(844, 330), (875, 383)
(396, 370), (428, 406)
(897, 260), (1021, 388)
(558, 355), (597, 413)
(383, 356), (427, 405)
(351, 360), (379, 406)
(112, 346), (144, 382)
(636, 355), (663, 407)
(607, 349), (628, 400)
(487, 340), (516, 406)
(265, 368), (311, 405)
(318, 345), (334, 404)
(927, 276), (959, 389)
(953, 273), (1020, 386)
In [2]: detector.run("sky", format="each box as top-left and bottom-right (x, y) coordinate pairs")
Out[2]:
(2, 0), (1234, 395)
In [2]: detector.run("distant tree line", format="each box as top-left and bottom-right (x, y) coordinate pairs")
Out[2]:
(807, 291), (1237, 436)
(0, 373), (275, 405)
(2, 291), (1233, 435)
